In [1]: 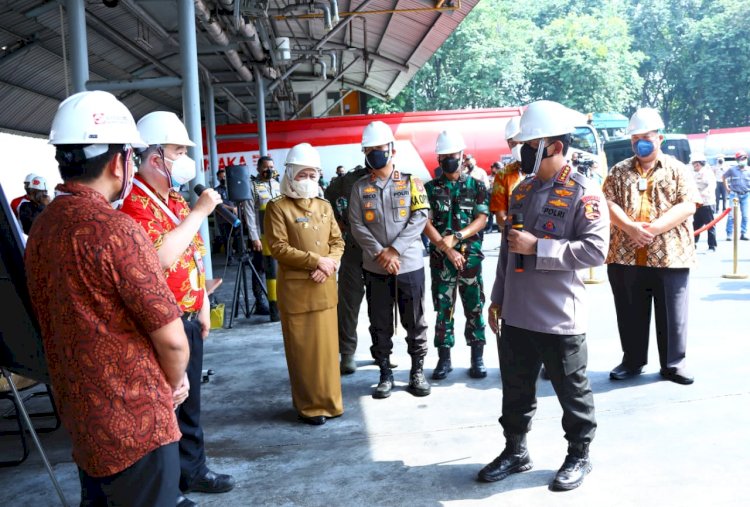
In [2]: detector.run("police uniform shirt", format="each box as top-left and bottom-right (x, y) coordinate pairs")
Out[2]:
(491, 165), (610, 335)
(243, 178), (281, 241)
(348, 169), (429, 275)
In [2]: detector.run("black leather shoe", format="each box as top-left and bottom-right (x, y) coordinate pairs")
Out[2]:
(177, 495), (197, 507)
(741, 236), (749, 241)
(185, 470), (235, 494)
(609, 363), (643, 380)
(477, 434), (533, 482)
(469, 343), (487, 378)
(373, 360), (393, 399)
(660, 367), (694, 385)
(298, 414), (327, 425)
(550, 452), (592, 491)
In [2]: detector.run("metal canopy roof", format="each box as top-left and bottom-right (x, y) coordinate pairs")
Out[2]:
(0, 0), (478, 137)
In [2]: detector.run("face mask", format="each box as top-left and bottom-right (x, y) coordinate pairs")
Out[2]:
(261, 169), (273, 179)
(739, 160), (748, 168)
(290, 178), (319, 198)
(365, 148), (391, 170)
(440, 157), (461, 174)
(520, 141), (554, 175)
(633, 139), (655, 158)
(165, 155), (196, 188)
(511, 144), (523, 163)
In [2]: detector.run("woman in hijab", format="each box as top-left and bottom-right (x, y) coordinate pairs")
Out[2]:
(264, 143), (345, 425)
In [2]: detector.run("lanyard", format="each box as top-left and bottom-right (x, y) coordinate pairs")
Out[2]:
(133, 178), (182, 226)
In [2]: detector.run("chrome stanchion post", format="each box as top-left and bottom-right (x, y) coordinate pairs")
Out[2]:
(722, 197), (747, 279)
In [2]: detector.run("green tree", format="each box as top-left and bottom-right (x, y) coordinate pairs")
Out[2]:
(527, 13), (643, 114)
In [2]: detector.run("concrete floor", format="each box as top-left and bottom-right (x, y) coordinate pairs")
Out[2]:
(2, 231), (749, 506)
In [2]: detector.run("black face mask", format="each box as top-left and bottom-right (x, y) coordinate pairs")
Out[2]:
(440, 157), (461, 174)
(365, 148), (391, 170)
(261, 169), (273, 179)
(520, 142), (555, 174)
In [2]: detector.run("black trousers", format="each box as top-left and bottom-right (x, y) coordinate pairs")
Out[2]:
(693, 205), (717, 248)
(716, 184), (727, 211)
(607, 264), (689, 371)
(498, 325), (596, 444)
(78, 442), (179, 507)
(337, 242), (366, 356)
(364, 268), (428, 361)
(178, 319), (208, 490)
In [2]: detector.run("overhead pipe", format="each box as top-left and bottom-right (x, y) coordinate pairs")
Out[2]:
(330, 0), (340, 24)
(274, 1), (461, 21)
(265, 0), (375, 95)
(194, 0), (254, 82)
(313, 58), (327, 79)
(290, 56), (359, 120)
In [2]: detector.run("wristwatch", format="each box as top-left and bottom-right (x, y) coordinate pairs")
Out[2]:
(454, 231), (464, 241)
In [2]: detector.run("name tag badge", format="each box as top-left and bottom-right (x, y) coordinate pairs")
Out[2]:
(295, 217), (309, 222)
(638, 177), (648, 192)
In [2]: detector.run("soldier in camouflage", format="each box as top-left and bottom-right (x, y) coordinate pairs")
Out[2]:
(423, 130), (489, 380)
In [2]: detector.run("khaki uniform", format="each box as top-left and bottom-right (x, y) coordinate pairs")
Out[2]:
(264, 195), (345, 418)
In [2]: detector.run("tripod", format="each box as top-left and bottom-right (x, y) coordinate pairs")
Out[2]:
(227, 205), (268, 328)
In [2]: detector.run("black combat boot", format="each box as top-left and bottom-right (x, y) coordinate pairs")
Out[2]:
(408, 356), (431, 397)
(432, 347), (453, 380)
(469, 342), (487, 378)
(549, 442), (592, 491)
(372, 359), (393, 399)
(477, 433), (533, 482)
(269, 301), (280, 322)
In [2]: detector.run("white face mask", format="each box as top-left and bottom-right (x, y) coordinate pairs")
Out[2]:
(165, 155), (196, 188)
(511, 144), (523, 163)
(290, 178), (319, 198)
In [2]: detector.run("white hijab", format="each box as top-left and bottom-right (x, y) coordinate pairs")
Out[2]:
(280, 163), (319, 199)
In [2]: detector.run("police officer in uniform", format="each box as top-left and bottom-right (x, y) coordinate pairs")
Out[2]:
(349, 121), (431, 399)
(243, 156), (281, 321)
(423, 129), (489, 380)
(478, 101), (610, 492)
(324, 164), (370, 374)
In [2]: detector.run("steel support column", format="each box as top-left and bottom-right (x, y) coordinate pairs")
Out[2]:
(254, 67), (268, 157)
(66, 0), (88, 93)
(178, 0), (212, 278)
(204, 79), (219, 188)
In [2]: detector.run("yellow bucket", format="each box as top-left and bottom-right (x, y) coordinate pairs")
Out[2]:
(210, 303), (225, 329)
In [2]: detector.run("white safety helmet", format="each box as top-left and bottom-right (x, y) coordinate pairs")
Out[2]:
(504, 116), (521, 141)
(49, 91), (147, 149)
(28, 176), (47, 191)
(626, 107), (665, 136)
(285, 143), (321, 170)
(137, 111), (196, 148)
(24, 173), (38, 184)
(515, 100), (577, 142)
(435, 129), (466, 155)
(690, 153), (707, 164)
(361, 121), (395, 148)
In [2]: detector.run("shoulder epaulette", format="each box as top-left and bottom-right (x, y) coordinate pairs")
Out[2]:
(270, 194), (285, 203)
(570, 171), (588, 188)
(315, 196), (329, 202)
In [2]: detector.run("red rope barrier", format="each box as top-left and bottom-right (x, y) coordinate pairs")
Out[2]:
(694, 207), (731, 236)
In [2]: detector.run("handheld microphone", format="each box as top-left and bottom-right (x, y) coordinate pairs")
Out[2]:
(512, 213), (524, 273)
(194, 184), (240, 228)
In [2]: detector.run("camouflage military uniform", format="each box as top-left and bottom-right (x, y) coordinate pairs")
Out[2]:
(425, 173), (489, 347)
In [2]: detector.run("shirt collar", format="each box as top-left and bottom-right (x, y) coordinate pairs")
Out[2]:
(55, 182), (111, 206)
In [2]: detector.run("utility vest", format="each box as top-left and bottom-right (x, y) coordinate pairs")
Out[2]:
(253, 179), (280, 234)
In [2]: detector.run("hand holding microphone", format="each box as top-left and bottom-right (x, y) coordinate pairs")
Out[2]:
(509, 213), (538, 272)
(194, 184), (240, 228)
